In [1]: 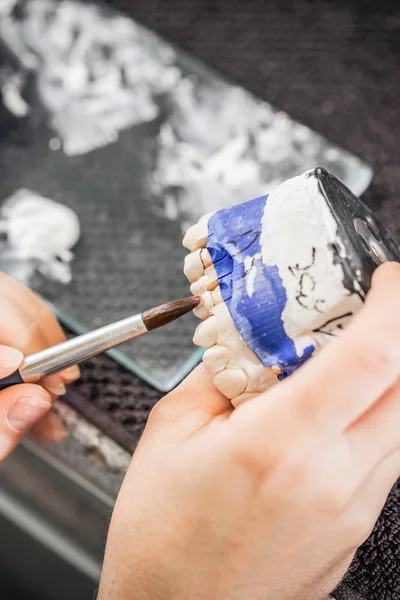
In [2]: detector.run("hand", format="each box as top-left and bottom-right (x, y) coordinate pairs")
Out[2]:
(0, 273), (80, 460)
(98, 262), (400, 600)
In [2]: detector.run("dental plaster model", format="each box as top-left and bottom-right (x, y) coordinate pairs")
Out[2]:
(183, 167), (400, 405)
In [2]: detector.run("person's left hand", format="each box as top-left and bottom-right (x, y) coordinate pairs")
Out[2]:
(0, 272), (80, 460)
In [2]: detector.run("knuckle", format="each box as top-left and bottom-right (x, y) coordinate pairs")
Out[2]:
(232, 438), (284, 482)
(281, 452), (310, 486)
(354, 345), (398, 378)
(371, 262), (400, 291)
(25, 319), (43, 347)
(147, 395), (175, 428)
(338, 510), (374, 550)
(37, 303), (56, 324)
(312, 481), (347, 518)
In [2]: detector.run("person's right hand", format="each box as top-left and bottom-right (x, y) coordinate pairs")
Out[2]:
(0, 273), (80, 461)
(99, 262), (400, 600)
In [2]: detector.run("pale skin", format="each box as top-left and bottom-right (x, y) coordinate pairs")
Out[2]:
(1, 265), (400, 599)
(0, 272), (80, 459)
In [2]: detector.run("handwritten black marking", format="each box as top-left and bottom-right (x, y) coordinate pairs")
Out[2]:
(312, 312), (353, 336)
(241, 256), (256, 279)
(288, 247), (316, 277)
(288, 247), (326, 312)
(226, 229), (261, 257)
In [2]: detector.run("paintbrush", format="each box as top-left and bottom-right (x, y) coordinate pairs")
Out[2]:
(0, 296), (201, 392)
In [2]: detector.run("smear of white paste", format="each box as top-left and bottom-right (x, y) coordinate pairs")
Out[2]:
(260, 171), (364, 355)
(0, 0), (179, 155)
(150, 77), (367, 227)
(0, 188), (80, 284)
(54, 401), (131, 472)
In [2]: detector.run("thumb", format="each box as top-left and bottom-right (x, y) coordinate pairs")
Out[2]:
(145, 364), (232, 444)
(0, 345), (24, 379)
(0, 345), (52, 460)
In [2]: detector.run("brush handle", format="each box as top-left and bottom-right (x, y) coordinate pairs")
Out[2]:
(0, 313), (146, 391)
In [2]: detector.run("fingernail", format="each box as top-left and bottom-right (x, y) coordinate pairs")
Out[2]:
(7, 397), (51, 432)
(45, 377), (66, 397)
(0, 346), (23, 375)
(44, 411), (69, 442)
(61, 365), (81, 383)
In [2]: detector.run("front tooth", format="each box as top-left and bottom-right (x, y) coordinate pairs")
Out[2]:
(213, 369), (248, 399)
(191, 275), (210, 296)
(203, 345), (231, 373)
(201, 291), (214, 313)
(211, 287), (223, 305)
(182, 220), (209, 251)
(200, 248), (212, 269)
(193, 291), (214, 320)
(184, 249), (205, 283)
(231, 391), (256, 407)
(190, 265), (218, 295)
(193, 315), (218, 347)
(193, 305), (210, 320)
(204, 265), (218, 291)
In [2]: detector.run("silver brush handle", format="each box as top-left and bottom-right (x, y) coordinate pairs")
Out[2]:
(18, 313), (146, 381)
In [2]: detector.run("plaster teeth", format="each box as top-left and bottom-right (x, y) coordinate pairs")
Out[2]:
(190, 275), (210, 296)
(193, 315), (218, 347)
(231, 392), (256, 407)
(182, 212), (214, 251)
(193, 303), (211, 320)
(213, 369), (248, 399)
(200, 248), (212, 269)
(204, 265), (218, 291)
(190, 265), (218, 295)
(193, 291), (214, 320)
(211, 287), (223, 305)
(203, 345), (231, 373)
(184, 249), (205, 283)
(184, 212), (280, 405)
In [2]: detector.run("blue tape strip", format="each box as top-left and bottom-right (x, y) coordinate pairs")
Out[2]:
(207, 195), (314, 376)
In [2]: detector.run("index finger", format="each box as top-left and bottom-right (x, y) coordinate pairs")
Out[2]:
(244, 262), (400, 435)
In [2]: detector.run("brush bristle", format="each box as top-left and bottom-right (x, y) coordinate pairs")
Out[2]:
(142, 296), (202, 331)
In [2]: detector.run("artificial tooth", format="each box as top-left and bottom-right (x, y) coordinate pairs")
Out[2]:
(193, 291), (214, 319)
(184, 249), (205, 283)
(203, 345), (231, 373)
(213, 369), (248, 399)
(193, 315), (218, 347)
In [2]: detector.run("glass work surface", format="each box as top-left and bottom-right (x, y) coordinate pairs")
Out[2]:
(0, 0), (372, 391)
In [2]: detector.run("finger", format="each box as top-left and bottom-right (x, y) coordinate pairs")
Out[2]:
(0, 382), (52, 460)
(346, 377), (400, 469)
(358, 449), (400, 518)
(0, 273), (66, 347)
(337, 449), (400, 552)
(252, 262), (400, 436)
(30, 408), (68, 443)
(0, 291), (77, 392)
(146, 364), (232, 440)
(0, 274), (80, 384)
(165, 364), (232, 418)
(0, 345), (24, 378)
(0, 292), (49, 354)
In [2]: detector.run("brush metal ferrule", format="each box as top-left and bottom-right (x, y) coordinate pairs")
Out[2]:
(20, 313), (146, 381)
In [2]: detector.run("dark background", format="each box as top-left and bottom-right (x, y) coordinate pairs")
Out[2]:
(65, 1), (400, 599)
